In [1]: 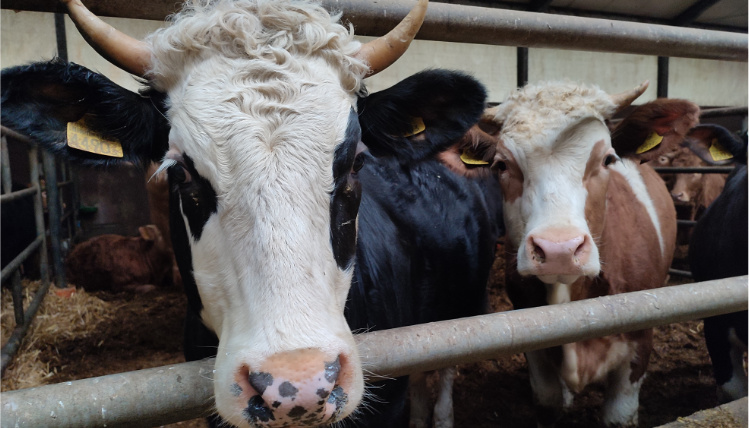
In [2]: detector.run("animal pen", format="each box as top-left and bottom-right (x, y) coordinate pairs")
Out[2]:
(0, 0), (747, 426)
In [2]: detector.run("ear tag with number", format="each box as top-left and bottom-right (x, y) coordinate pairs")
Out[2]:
(460, 149), (489, 165)
(635, 132), (663, 154)
(403, 117), (426, 137)
(708, 138), (734, 161)
(67, 119), (124, 158)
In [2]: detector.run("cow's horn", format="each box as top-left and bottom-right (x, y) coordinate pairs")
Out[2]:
(481, 106), (500, 123)
(354, 0), (428, 77)
(610, 80), (650, 111)
(62, 0), (151, 77)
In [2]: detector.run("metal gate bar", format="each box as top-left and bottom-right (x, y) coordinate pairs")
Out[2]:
(2, 276), (746, 428)
(1, 0), (746, 61)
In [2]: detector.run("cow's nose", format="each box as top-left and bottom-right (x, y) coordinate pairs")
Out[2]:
(526, 232), (591, 275)
(671, 191), (689, 202)
(235, 349), (348, 426)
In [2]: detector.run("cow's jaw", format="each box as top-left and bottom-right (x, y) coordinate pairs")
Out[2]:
(499, 118), (614, 286)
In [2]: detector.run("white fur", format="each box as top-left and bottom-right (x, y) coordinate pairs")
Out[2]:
(142, 1), (371, 425)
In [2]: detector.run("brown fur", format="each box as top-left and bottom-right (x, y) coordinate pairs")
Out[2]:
(65, 225), (174, 293)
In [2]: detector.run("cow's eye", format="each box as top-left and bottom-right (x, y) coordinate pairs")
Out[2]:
(603, 154), (618, 167)
(352, 153), (365, 173)
(173, 163), (193, 185)
(494, 160), (507, 172)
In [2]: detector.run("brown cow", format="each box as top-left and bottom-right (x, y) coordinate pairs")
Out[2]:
(480, 82), (686, 427)
(65, 225), (174, 293)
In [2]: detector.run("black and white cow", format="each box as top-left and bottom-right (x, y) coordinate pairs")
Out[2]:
(688, 125), (748, 404)
(1, 0), (502, 426)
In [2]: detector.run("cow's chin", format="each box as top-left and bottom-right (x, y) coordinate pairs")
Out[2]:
(535, 273), (583, 285)
(212, 339), (364, 428)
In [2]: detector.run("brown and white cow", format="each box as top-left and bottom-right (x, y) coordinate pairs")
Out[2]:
(481, 82), (682, 427)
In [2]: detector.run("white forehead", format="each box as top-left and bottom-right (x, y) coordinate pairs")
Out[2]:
(495, 81), (618, 157)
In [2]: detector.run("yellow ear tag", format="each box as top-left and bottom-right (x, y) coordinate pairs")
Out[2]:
(403, 117), (426, 137)
(709, 138), (734, 161)
(635, 132), (663, 154)
(460, 149), (489, 165)
(66, 119), (123, 158)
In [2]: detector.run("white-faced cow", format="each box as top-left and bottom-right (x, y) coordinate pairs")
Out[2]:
(479, 82), (682, 427)
(688, 126), (748, 404)
(1, 0), (503, 427)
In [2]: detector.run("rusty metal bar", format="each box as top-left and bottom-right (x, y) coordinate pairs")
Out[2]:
(42, 151), (66, 288)
(1, 0), (746, 61)
(700, 106), (748, 118)
(2, 276), (746, 427)
(654, 166), (736, 174)
(669, 268), (693, 278)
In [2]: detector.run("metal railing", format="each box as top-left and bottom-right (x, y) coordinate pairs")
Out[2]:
(1, 276), (746, 428)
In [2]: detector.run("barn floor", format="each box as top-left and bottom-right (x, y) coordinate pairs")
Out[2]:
(1, 250), (737, 428)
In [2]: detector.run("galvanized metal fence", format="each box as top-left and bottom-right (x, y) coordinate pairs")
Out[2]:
(1, 276), (746, 427)
(0, 1), (746, 426)
(0, 127), (80, 374)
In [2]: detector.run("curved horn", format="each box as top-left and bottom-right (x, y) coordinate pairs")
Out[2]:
(610, 80), (650, 112)
(62, 0), (151, 77)
(481, 106), (500, 123)
(354, 0), (428, 77)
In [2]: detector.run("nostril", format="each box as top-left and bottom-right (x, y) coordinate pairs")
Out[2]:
(532, 243), (546, 262)
(324, 356), (342, 384)
(574, 236), (589, 258)
(249, 371), (274, 395)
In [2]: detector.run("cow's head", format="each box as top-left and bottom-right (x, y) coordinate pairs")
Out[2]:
(1, 0), (430, 426)
(480, 82), (697, 285)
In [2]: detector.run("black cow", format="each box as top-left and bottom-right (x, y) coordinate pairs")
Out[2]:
(688, 125), (748, 404)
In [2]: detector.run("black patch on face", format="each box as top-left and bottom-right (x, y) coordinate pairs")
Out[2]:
(278, 381), (298, 398)
(330, 109), (363, 270)
(169, 154), (218, 241)
(327, 385), (347, 418)
(249, 372), (274, 395)
(316, 388), (329, 398)
(244, 395), (275, 423)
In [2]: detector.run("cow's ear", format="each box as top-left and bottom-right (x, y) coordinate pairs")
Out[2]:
(611, 98), (700, 162)
(357, 69), (487, 161)
(1, 59), (169, 167)
(683, 124), (747, 165)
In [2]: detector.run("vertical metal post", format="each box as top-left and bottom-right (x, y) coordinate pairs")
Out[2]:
(517, 47), (529, 88)
(2, 136), (26, 324)
(55, 13), (68, 62)
(1, 136), (11, 194)
(657, 56), (669, 98)
(30, 148), (51, 290)
(42, 151), (65, 288)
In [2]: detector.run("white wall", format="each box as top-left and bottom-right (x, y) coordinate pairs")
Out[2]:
(2, 10), (747, 106)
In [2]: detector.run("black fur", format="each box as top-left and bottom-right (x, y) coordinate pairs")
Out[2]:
(689, 130), (748, 402)
(1, 60), (169, 167)
(357, 69), (488, 162)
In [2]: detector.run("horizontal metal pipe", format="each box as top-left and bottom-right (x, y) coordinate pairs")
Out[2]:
(0, 0), (746, 61)
(0, 236), (43, 284)
(1, 126), (34, 146)
(668, 268), (693, 278)
(0, 186), (37, 204)
(654, 166), (736, 174)
(2, 276), (746, 427)
(700, 106), (748, 118)
(677, 219), (697, 227)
